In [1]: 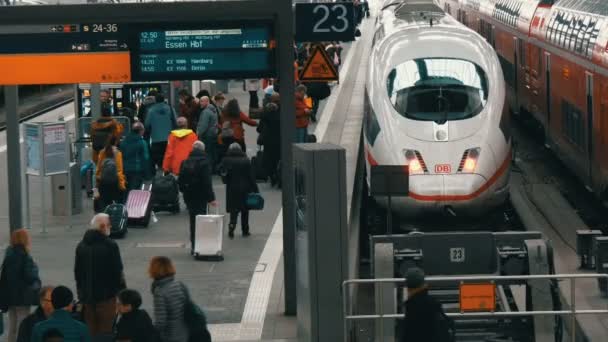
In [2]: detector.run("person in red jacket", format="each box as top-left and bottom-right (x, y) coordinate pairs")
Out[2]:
(219, 98), (257, 152)
(295, 84), (312, 143)
(162, 117), (198, 175)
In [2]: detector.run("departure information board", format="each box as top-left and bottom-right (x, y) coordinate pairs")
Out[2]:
(0, 22), (275, 85)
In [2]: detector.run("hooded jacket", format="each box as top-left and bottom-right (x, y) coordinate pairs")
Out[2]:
(119, 131), (151, 177)
(144, 102), (177, 143)
(90, 117), (124, 163)
(220, 148), (258, 212)
(95, 147), (127, 191)
(162, 129), (198, 175)
(74, 229), (125, 304)
(0, 245), (39, 307)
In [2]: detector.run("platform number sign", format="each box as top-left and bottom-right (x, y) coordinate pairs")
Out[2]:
(295, 2), (355, 42)
(450, 248), (466, 263)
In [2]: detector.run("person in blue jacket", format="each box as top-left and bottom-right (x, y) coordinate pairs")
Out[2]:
(31, 286), (91, 342)
(144, 91), (177, 171)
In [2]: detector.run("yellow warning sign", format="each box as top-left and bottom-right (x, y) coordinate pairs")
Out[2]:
(299, 45), (339, 82)
(459, 283), (496, 312)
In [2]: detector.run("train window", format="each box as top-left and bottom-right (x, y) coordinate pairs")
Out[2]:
(562, 100), (585, 148)
(387, 58), (488, 123)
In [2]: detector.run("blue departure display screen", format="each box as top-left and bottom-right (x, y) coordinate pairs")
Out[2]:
(130, 23), (275, 80)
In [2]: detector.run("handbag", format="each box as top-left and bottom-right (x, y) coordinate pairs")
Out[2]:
(180, 283), (211, 342)
(246, 193), (265, 210)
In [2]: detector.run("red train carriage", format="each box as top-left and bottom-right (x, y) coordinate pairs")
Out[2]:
(439, 0), (608, 201)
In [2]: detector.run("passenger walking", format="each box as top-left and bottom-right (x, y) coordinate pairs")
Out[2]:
(177, 89), (199, 131)
(0, 229), (41, 342)
(90, 105), (124, 164)
(148, 256), (189, 342)
(259, 92), (282, 186)
(31, 286), (91, 342)
(16, 286), (54, 342)
(196, 96), (219, 171)
(214, 92), (226, 113)
(144, 91), (177, 171)
(303, 81), (331, 122)
(95, 139), (127, 210)
(137, 93), (157, 124)
(245, 79), (261, 109)
(74, 214), (126, 338)
(400, 267), (454, 342)
(295, 84), (312, 143)
(113, 289), (159, 342)
(219, 98), (257, 153)
(119, 122), (152, 191)
(220, 143), (259, 238)
(178, 141), (217, 254)
(163, 117), (198, 176)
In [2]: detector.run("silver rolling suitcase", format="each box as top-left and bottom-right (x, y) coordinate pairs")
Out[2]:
(194, 206), (224, 261)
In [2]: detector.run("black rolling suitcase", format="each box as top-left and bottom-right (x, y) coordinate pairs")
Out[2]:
(251, 147), (267, 181)
(152, 174), (180, 213)
(104, 203), (128, 238)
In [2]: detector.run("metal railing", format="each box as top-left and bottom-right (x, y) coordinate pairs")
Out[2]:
(342, 273), (608, 342)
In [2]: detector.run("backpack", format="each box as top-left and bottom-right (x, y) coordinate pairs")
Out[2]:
(180, 283), (211, 342)
(100, 157), (119, 185)
(179, 158), (202, 193)
(220, 121), (235, 139)
(92, 123), (115, 151)
(433, 310), (455, 342)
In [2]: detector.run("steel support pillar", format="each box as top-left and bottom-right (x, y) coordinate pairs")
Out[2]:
(5, 85), (23, 232)
(277, 0), (297, 316)
(90, 83), (101, 119)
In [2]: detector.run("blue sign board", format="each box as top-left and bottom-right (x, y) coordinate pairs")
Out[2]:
(25, 123), (41, 176)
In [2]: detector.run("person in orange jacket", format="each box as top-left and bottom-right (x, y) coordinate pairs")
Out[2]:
(295, 84), (312, 143)
(162, 117), (198, 176)
(95, 138), (127, 211)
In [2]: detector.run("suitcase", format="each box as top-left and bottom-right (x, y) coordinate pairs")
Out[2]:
(126, 184), (152, 227)
(104, 203), (128, 238)
(152, 174), (180, 213)
(194, 206), (224, 261)
(252, 148), (267, 181)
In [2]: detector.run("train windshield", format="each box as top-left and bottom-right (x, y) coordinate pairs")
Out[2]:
(387, 58), (488, 123)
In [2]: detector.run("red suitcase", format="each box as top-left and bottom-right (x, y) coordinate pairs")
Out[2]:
(126, 184), (152, 227)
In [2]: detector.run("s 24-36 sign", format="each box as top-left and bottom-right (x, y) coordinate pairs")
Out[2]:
(295, 2), (355, 42)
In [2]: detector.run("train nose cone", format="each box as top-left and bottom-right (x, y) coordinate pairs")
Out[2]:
(409, 173), (488, 201)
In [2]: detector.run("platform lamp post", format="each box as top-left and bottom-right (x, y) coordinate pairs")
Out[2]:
(5, 85), (23, 232)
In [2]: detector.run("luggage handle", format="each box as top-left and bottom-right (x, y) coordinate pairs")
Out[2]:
(141, 183), (152, 192)
(207, 202), (220, 215)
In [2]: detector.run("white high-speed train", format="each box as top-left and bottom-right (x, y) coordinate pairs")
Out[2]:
(364, 0), (511, 217)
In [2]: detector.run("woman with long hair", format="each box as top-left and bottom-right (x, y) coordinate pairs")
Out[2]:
(219, 98), (257, 153)
(0, 229), (41, 342)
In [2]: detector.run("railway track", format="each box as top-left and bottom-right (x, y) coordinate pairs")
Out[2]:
(0, 96), (74, 131)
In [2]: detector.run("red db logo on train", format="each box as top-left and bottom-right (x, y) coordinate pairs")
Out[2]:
(435, 164), (451, 174)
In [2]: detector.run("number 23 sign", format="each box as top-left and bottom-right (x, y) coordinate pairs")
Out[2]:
(295, 2), (356, 42)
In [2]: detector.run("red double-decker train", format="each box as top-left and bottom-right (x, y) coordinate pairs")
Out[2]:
(438, 0), (608, 201)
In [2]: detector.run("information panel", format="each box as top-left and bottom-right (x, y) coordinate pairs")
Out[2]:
(42, 123), (69, 175)
(25, 123), (42, 176)
(130, 24), (275, 80)
(0, 22), (276, 84)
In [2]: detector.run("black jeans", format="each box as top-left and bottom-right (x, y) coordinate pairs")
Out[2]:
(125, 172), (144, 191)
(97, 183), (124, 212)
(229, 210), (249, 231)
(188, 203), (207, 252)
(150, 141), (168, 171)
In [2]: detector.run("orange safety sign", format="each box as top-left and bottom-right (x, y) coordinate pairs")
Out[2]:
(459, 283), (496, 312)
(299, 45), (339, 82)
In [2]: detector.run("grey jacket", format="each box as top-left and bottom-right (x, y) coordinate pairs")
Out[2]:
(151, 276), (189, 342)
(196, 105), (218, 139)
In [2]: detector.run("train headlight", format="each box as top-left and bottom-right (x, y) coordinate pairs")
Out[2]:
(459, 147), (481, 173)
(404, 149), (428, 174)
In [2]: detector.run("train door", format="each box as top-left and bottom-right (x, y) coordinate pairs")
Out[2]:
(586, 72), (594, 186)
(544, 52), (552, 144)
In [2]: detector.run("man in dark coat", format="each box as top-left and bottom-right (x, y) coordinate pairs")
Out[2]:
(16, 286), (54, 342)
(259, 92), (282, 186)
(220, 143), (259, 238)
(74, 213), (126, 338)
(178, 141), (217, 254)
(401, 267), (453, 342)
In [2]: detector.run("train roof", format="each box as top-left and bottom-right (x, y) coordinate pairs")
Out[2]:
(554, 0), (608, 17)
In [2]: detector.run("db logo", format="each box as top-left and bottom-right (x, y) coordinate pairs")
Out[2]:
(435, 164), (451, 174)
